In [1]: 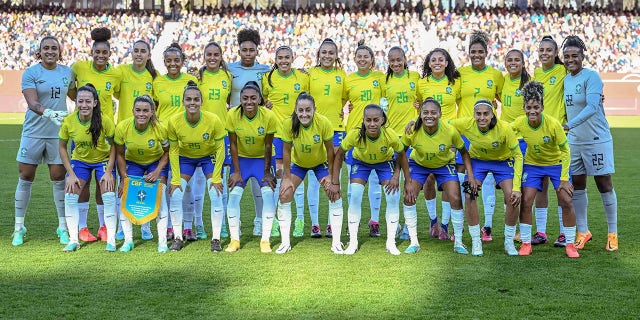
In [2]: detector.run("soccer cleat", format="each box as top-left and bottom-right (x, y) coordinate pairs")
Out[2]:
(399, 224), (410, 240)
(210, 239), (222, 252)
(574, 230), (592, 250)
(519, 243), (532, 256)
(169, 239), (183, 251)
(115, 229), (124, 241)
(325, 225), (332, 238)
(57, 227), (70, 245)
(158, 244), (169, 253)
(514, 231), (522, 243)
(438, 228), (450, 241)
(481, 226), (493, 242)
(310, 225), (322, 238)
(195, 225), (207, 240)
(260, 240), (272, 253)
(471, 240), (483, 257)
(429, 221), (440, 238)
(454, 244), (469, 255)
(166, 228), (175, 241)
(11, 227), (27, 246)
(404, 245), (421, 254)
(344, 241), (358, 255)
(531, 232), (548, 245)
(225, 240), (240, 253)
(275, 243), (291, 254)
(62, 242), (80, 252)
(141, 224), (153, 240)
(606, 233), (618, 251)
(369, 220), (380, 237)
(386, 242), (401, 256)
(119, 241), (134, 252)
(183, 229), (197, 242)
(554, 233), (567, 247)
(565, 243), (580, 258)
(331, 243), (344, 254)
(220, 227), (229, 239)
(271, 220), (280, 237)
(105, 243), (117, 252)
(505, 241), (519, 256)
(253, 218), (262, 236)
(97, 225), (107, 242)
(293, 218), (304, 237)
(79, 227), (97, 242)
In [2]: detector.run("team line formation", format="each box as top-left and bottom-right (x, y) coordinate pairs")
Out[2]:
(12, 26), (619, 259)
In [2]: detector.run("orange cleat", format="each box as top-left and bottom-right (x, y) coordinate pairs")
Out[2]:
(519, 243), (532, 256)
(79, 227), (98, 242)
(565, 243), (580, 258)
(574, 230), (592, 249)
(97, 225), (107, 242)
(606, 233), (618, 251)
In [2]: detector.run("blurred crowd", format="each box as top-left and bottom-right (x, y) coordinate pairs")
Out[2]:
(2, 2), (638, 73)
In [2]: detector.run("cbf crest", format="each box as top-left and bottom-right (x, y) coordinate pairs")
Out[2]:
(203, 133), (210, 141)
(351, 164), (359, 174)
(105, 81), (112, 91)
(148, 139), (155, 147)
(146, 82), (152, 91)
(515, 89), (522, 96)
(294, 83), (301, 91)
(439, 144), (446, 152)
(335, 76), (342, 83)
(575, 84), (582, 94)
(257, 126), (265, 135)
(409, 82), (416, 89)
(222, 80), (228, 88)
(313, 134), (321, 143)
(380, 146), (388, 153)
(446, 87), (452, 94)
(63, 77), (69, 86)
(487, 80), (493, 88)
(550, 76), (557, 84)
(373, 80), (379, 87)
(492, 141), (499, 148)
(543, 136), (551, 144)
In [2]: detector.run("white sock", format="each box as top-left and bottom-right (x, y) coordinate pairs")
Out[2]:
(368, 171), (381, 222)
(78, 202), (89, 229)
(565, 226), (576, 245)
(557, 206), (565, 234)
(295, 181), (308, 222)
(441, 201), (451, 226)
(157, 186), (168, 247)
(221, 166), (229, 229)
(385, 188), (400, 244)
(102, 192), (117, 246)
(97, 204), (105, 227)
(119, 207), (133, 242)
(346, 164), (352, 203)
(520, 223), (532, 244)
(451, 209), (464, 246)
(308, 171), (320, 224)
(169, 178), (187, 240)
(227, 186), (244, 241)
(469, 224), (481, 242)
(458, 172), (466, 202)
(601, 189), (618, 233)
(65, 193), (80, 243)
(182, 181), (194, 230)
(348, 183), (365, 244)
(274, 178), (282, 206)
(260, 186), (276, 241)
(277, 201), (292, 247)
(573, 189), (588, 233)
(52, 180), (66, 229)
(207, 178), (224, 239)
(426, 198), (437, 221)
(14, 178), (32, 230)
(250, 178), (263, 219)
(504, 224), (516, 243)
(403, 204), (419, 246)
(482, 173), (495, 228)
(329, 199), (343, 247)
(534, 208), (548, 234)
(193, 167), (206, 226)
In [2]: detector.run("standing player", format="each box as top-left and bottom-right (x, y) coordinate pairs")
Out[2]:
(13, 36), (76, 246)
(511, 81), (579, 258)
(458, 31), (504, 242)
(343, 41), (386, 237)
(59, 84), (117, 252)
(225, 82), (277, 253)
(500, 49), (530, 123)
(562, 35), (618, 251)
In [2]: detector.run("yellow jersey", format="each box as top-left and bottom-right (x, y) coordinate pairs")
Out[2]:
(308, 66), (347, 131)
(385, 70), (421, 136)
(115, 64), (154, 123)
(153, 72), (199, 121)
(72, 60), (122, 123)
(344, 70), (386, 131)
(199, 69), (231, 122)
(417, 75), (461, 121)
(261, 69), (309, 122)
(279, 113), (333, 168)
(226, 106), (278, 158)
(533, 64), (567, 124)
(500, 75), (524, 123)
(340, 127), (403, 164)
(59, 111), (115, 163)
(458, 65), (503, 118)
(401, 122), (464, 168)
(167, 111), (226, 185)
(114, 118), (168, 165)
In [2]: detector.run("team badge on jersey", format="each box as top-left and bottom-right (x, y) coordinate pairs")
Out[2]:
(575, 84), (582, 94)
(257, 126), (265, 135)
(515, 89), (522, 96)
(487, 80), (493, 88)
(446, 87), (452, 94)
(294, 83), (301, 91)
(63, 77), (69, 86)
(106, 82), (112, 91)
(146, 82), (152, 91)
(257, 73), (264, 80)
(543, 136), (551, 144)
(550, 76), (557, 84)
(492, 141), (499, 148)
(222, 81), (228, 88)
(380, 146), (388, 153)
(148, 139), (155, 147)
(373, 80), (379, 87)
(313, 134), (321, 143)
(336, 76), (342, 83)
(203, 133), (210, 141)
(410, 82), (415, 89)
(439, 144), (446, 152)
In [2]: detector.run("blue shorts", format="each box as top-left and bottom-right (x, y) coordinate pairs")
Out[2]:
(455, 135), (471, 165)
(126, 160), (168, 177)
(344, 147), (354, 165)
(333, 131), (346, 147)
(230, 156), (274, 187)
(467, 158), (515, 187)
(223, 136), (231, 165)
(273, 138), (283, 160)
(518, 139), (527, 156)
(408, 160), (458, 190)
(179, 156), (214, 177)
(70, 159), (115, 181)
(522, 164), (562, 191)
(349, 158), (395, 182)
(291, 162), (329, 181)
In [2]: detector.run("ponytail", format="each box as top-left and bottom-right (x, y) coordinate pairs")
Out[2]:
(358, 104), (387, 145)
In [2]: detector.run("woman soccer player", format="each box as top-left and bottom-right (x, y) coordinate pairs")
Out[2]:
(384, 46), (420, 136)
(415, 48), (461, 241)
(225, 81), (277, 253)
(304, 38), (347, 238)
(114, 95), (169, 252)
(343, 41), (386, 237)
(166, 81), (227, 252)
(562, 35), (618, 251)
(511, 81), (579, 258)
(114, 39), (157, 241)
(330, 104), (409, 255)
(71, 27), (122, 243)
(12, 36), (76, 246)
(449, 100), (523, 256)
(59, 84), (117, 252)
(402, 98), (473, 254)
(500, 49), (530, 123)
(533, 36), (568, 247)
(276, 93), (343, 254)
(458, 31), (504, 242)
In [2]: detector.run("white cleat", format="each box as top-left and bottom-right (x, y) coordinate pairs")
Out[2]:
(504, 241), (519, 256)
(386, 241), (401, 256)
(275, 244), (291, 254)
(331, 243), (344, 254)
(344, 241), (358, 255)
(472, 239), (483, 257)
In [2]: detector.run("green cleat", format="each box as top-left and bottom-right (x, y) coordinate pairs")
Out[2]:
(404, 245), (421, 254)
(105, 243), (117, 252)
(57, 228), (70, 245)
(293, 218), (304, 237)
(12, 227), (27, 246)
(62, 242), (80, 252)
(195, 225), (208, 240)
(271, 219), (280, 237)
(119, 241), (134, 252)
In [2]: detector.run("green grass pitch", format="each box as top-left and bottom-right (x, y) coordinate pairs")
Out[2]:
(0, 124), (638, 319)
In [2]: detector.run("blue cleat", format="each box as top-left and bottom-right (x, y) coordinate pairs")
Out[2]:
(119, 241), (134, 252)
(57, 227), (70, 245)
(12, 227), (27, 246)
(454, 244), (469, 255)
(105, 243), (117, 252)
(62, 242), (80, 252)
(404, 245), (421, 254)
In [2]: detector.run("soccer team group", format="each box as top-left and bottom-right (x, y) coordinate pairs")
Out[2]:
(12, 26), (619, 258)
